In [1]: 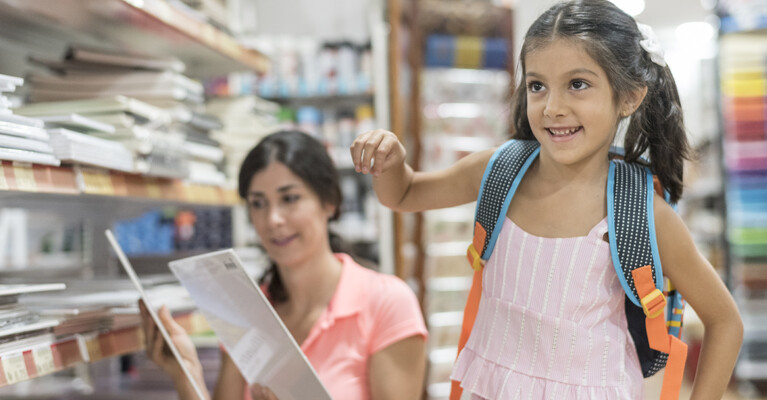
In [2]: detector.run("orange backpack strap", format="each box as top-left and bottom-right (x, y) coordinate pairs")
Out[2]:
(450, 268), (483, 400)
(633, 266), (688, 400)
(451, 140), (541, 400)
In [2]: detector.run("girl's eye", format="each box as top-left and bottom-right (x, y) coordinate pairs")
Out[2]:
(571, 80), (590, 90)
(527, 81), (544, 93)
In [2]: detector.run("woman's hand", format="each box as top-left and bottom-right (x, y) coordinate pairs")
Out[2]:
(350, 129), (406, 177)
(249, 383), (279, 400)
(139, 300), (203, 383)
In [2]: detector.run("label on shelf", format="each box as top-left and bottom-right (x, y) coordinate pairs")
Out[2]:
(0, 164), (8, 190)
(1, 352), (29, 385)
(32, 346), (55, 376)
(12, 163), (37, 191)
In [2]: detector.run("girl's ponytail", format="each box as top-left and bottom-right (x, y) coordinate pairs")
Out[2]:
(624, 63), (691, 204)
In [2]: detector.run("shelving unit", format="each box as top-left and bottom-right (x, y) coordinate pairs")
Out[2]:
(0, 1), (268, 396)
(390, 1), (514, 398)
(718, 0), (767, 391)
(0, 0), (269, 77)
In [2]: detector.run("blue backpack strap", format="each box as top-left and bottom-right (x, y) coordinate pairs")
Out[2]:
(468, 139), (540, 267)
(607, 160), (664, 304)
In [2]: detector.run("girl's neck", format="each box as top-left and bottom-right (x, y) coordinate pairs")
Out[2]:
(277, 248), (342, 316)
(534, 151), (610, 187)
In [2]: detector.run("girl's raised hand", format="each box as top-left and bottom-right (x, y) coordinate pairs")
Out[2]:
(350, 129), (406, 177)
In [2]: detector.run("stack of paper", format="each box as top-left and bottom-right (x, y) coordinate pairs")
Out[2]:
(0, 284), (64, 343)
(0, 74), (59, 166)
(21, 46), (230, 181)
(15, 96), (189, 178)
(207, 96), (280, 183)
(28, 46), (200, 107)
(47, 127), (135, 172)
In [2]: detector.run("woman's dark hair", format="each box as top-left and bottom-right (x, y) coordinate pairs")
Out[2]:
(238, 130), (345, 303)
(509, 0), (691, 203)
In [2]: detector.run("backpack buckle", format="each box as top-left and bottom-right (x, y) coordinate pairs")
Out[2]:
(466, 244), (483, 271)
(640, 288), (666, 319)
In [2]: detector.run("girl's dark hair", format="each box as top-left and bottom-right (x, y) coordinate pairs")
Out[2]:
(238, 130), (345, 303)
(510, 0), (691, 203)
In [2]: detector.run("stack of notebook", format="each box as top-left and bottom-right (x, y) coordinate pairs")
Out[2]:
(0, 74), (59, 166)
(18, 46), (230, 180)
(0, 284), (64, 346)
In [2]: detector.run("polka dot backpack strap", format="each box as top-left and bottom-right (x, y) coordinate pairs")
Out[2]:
(608, 160), (688, 400)
(453, 139), (539, 400)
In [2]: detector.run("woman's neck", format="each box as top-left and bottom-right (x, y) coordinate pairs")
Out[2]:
(276, 249), (342, 317)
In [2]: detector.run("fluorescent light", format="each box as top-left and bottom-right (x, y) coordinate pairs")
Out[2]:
(437, 103), (482, 119)
(676, 21), (715, 43)
(609, 0), (645, 16)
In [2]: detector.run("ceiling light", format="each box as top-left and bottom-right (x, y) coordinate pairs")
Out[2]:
(609, 0), (646, 17)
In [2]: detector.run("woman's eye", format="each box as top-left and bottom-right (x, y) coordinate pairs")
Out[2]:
(249, 199), (266, 209)
(527, 82), (544, 92)
(571, 80), (590, 90)
(283, 194), (300, 204)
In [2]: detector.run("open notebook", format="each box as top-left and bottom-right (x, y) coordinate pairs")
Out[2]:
(105, 230), (332, 400)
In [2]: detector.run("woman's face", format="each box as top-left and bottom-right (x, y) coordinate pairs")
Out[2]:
(246, 161), (335, 269)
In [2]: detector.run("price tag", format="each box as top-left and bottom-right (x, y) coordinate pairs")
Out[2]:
(32, 347), (56, 376)
(0, 164), (8, 190)
(85, 337), (102, 361)
(146, 179), (162, 198)
(12, 164), (37, 191)
(1, 353), (28, 385)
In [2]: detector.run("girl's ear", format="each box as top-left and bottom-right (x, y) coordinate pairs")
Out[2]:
(622, 86), (649, 117)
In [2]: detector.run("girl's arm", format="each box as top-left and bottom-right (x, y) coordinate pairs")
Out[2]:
(654, 197), (743, 400)
(368, 335), (427, 400)
(350, 129), (494, 212)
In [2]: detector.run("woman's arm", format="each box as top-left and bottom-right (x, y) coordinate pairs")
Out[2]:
(351, 129), (494, 212)
(654, 198), (743, 400)
(212, 351), (247, 400)
(368, 335), (427, 400)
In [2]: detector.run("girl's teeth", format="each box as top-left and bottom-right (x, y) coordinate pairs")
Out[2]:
(549, 127), (579, 136)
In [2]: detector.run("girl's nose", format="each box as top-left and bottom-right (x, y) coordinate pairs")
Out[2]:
(544, 92), (567, 118)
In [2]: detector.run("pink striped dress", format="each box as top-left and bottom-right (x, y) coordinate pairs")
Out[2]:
(451, 217), (644, 399)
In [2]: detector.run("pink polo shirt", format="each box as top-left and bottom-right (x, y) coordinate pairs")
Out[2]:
(244, 253), (428, 400)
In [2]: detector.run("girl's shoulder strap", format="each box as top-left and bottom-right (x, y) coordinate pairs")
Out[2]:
(467, 139), (539, 270)
(607, 159), (664, 305)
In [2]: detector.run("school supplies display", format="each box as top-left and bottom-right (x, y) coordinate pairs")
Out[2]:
(167, 250), (333, 400)
(457, 140), (688, 400)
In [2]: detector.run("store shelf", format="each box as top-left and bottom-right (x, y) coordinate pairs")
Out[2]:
(0, 312), (208, 389)
(261, 93), (374, 108)
(0, 0), (269, 77)
(0, 161), (239, 206)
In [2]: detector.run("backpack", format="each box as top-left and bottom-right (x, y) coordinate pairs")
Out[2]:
(451, 139), (688, 400)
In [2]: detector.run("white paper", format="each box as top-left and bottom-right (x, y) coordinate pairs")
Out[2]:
(168, 250), (332, 400)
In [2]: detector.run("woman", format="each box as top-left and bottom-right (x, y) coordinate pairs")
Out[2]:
(140, 130), (428, 400)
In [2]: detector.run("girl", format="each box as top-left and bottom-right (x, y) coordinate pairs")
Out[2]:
(351, 1), (742, 399)
(141, 130), (428, 400)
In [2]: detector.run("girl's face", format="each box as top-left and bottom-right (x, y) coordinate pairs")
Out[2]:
(524, 39), (626, 167)
(246, 161), (335, 269)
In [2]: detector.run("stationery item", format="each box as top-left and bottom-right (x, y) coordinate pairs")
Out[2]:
(104, 230), (207, 400)
(0, 134), (54, 154)
(0, 120), (49, 141)
(37, 113), (116, 134)
(65, 46), (186, 73)
(13, 96), (169, 124)
(47, 128), (134, 172)
(0, 148), (60, 166)
(167, 249), (333, 400)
